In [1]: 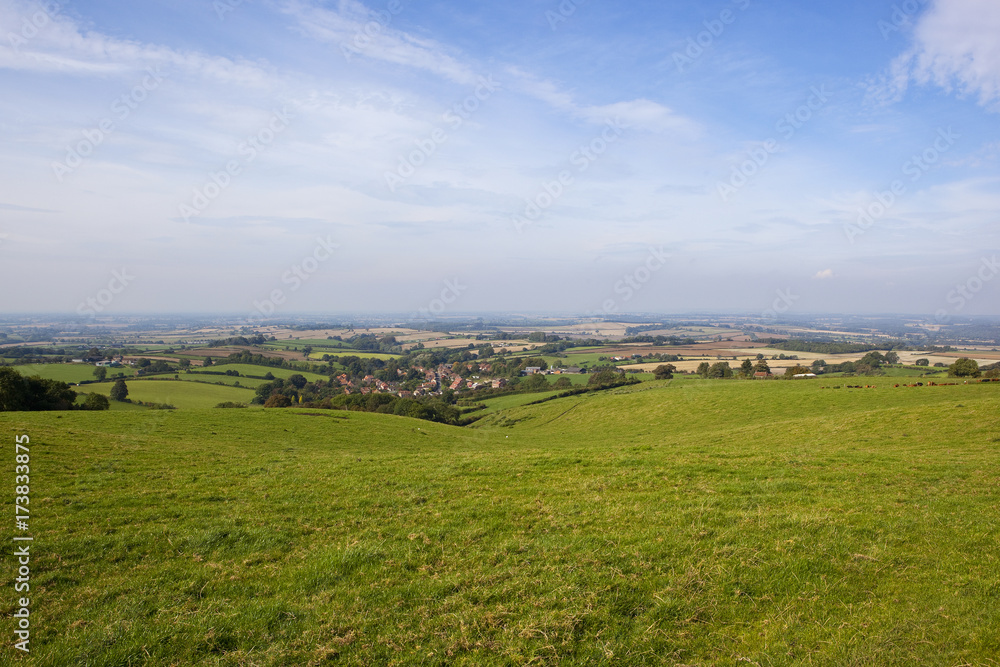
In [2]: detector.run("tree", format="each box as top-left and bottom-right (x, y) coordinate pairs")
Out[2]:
(264, 394), (293, 408)
(553, 377), (573, 389)
(588, 370), (631, 388)
(915, 358), (929, 366)
(82, 393), (110, 411)
(653, 364), (676, 380)
(708, 362), (733, 379)
(137, 358), (151, 368)
(1, 368), (77, 411)
(696, 362), (710, 378)
(203, 356), (213, 367)
(884, 351), (900, 365)
(858, 351), (886, 368)
(287, 374), (308, 389)
(948, 358), (981, 378)
(753, 360), (771, 375)
(740, 359), (754, 377)
(810, 359), (826, 374)
(522, 374), (549, 391)
(178, 358), (191, 369)
(784, 365), (811, 377)
(302, 346), (313, 358)
(93, 366), (107, 381)
(110, 378), (129, 402)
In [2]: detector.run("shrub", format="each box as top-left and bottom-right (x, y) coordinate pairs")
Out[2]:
(264, 394), (293, 408)
(81, 393), (110, 411)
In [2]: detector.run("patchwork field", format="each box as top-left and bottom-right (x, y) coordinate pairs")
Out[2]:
(1, 378), (998, 664)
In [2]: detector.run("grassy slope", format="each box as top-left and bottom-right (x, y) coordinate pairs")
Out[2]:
(1, 379), (998, 665)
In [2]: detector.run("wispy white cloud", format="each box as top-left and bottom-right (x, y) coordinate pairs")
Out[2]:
(883, 0), (1000, 111)
(0, 0), (273, 86)
(281, 0), (478, 85)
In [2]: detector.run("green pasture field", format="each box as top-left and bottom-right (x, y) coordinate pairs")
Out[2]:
(468, 390), (566, 415)
(188, 364), (329, 383)
(308, 351), (401, 361)
(1, 377), (999, 664)
(548, 372), (592, 386)
(12, 363), (117, 384)
(80, 379), (256, 409)
(181, 374), (268, 390)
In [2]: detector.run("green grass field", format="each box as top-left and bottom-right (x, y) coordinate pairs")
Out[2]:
(1, 378), (999, 664)
(12, 363), (123, 384)
(469, 390), (566, 415)
(189, 364), (329, 383)
(81, 379), (257, 409)
(181, 374), (268, 390)
(308, 351), (401, 361)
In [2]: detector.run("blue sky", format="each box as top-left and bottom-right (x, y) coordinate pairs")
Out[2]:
(1, 0), (998, 319)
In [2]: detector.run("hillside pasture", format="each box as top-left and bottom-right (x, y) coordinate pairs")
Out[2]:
(2, 378), (999, 663)
(82, 379), (256, 409)
(189, 364), (328, 383)
(12, 362), (114, 384)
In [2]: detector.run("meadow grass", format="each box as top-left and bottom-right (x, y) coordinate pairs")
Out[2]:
(13, 363), (110, 384)
(468, 390), (566, 415)
(188, 365), (329, 383)
(81, 379), (256, 409)
(0, 379), (998, 664)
